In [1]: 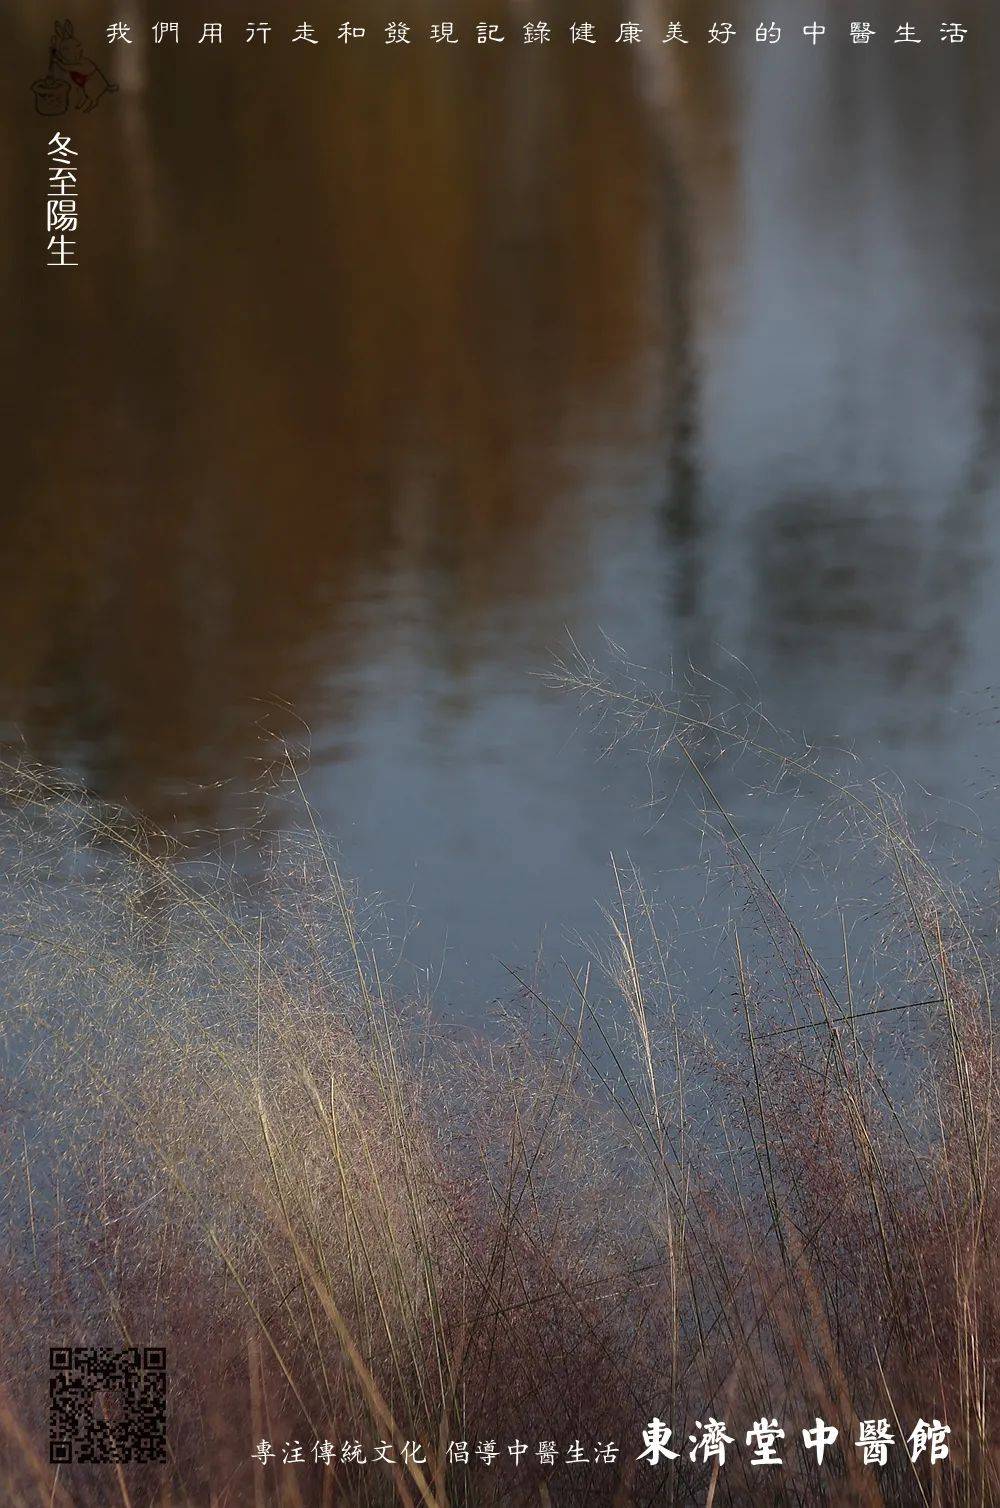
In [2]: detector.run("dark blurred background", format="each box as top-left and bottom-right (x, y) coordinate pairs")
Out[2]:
(3, 0), (999, 999)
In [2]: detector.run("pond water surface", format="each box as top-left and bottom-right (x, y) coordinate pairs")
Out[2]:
(4, 0), (1000, 1006)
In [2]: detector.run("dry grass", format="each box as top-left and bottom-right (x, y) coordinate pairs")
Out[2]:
(0, 657), (997, 1507)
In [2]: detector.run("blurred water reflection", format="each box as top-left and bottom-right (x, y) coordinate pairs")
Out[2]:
(3, 0), (999, 997)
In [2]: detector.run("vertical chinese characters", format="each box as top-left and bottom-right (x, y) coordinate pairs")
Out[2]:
(46, 133), (78, 267)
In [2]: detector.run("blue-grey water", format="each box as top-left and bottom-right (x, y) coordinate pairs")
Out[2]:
(3, 0), (999, 1007)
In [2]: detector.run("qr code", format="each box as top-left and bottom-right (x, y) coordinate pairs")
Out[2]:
(49, 1347), (167, 1464)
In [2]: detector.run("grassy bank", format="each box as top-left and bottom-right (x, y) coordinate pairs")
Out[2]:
(0, 665), (996, 1506)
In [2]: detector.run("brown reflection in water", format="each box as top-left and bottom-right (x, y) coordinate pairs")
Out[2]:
(2, 0), (714, 829)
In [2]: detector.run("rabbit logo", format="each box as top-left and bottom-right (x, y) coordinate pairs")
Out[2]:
(32, 20), (118, 115)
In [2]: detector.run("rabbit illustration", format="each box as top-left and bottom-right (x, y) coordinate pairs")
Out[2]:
(50, 20), (117, 113)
